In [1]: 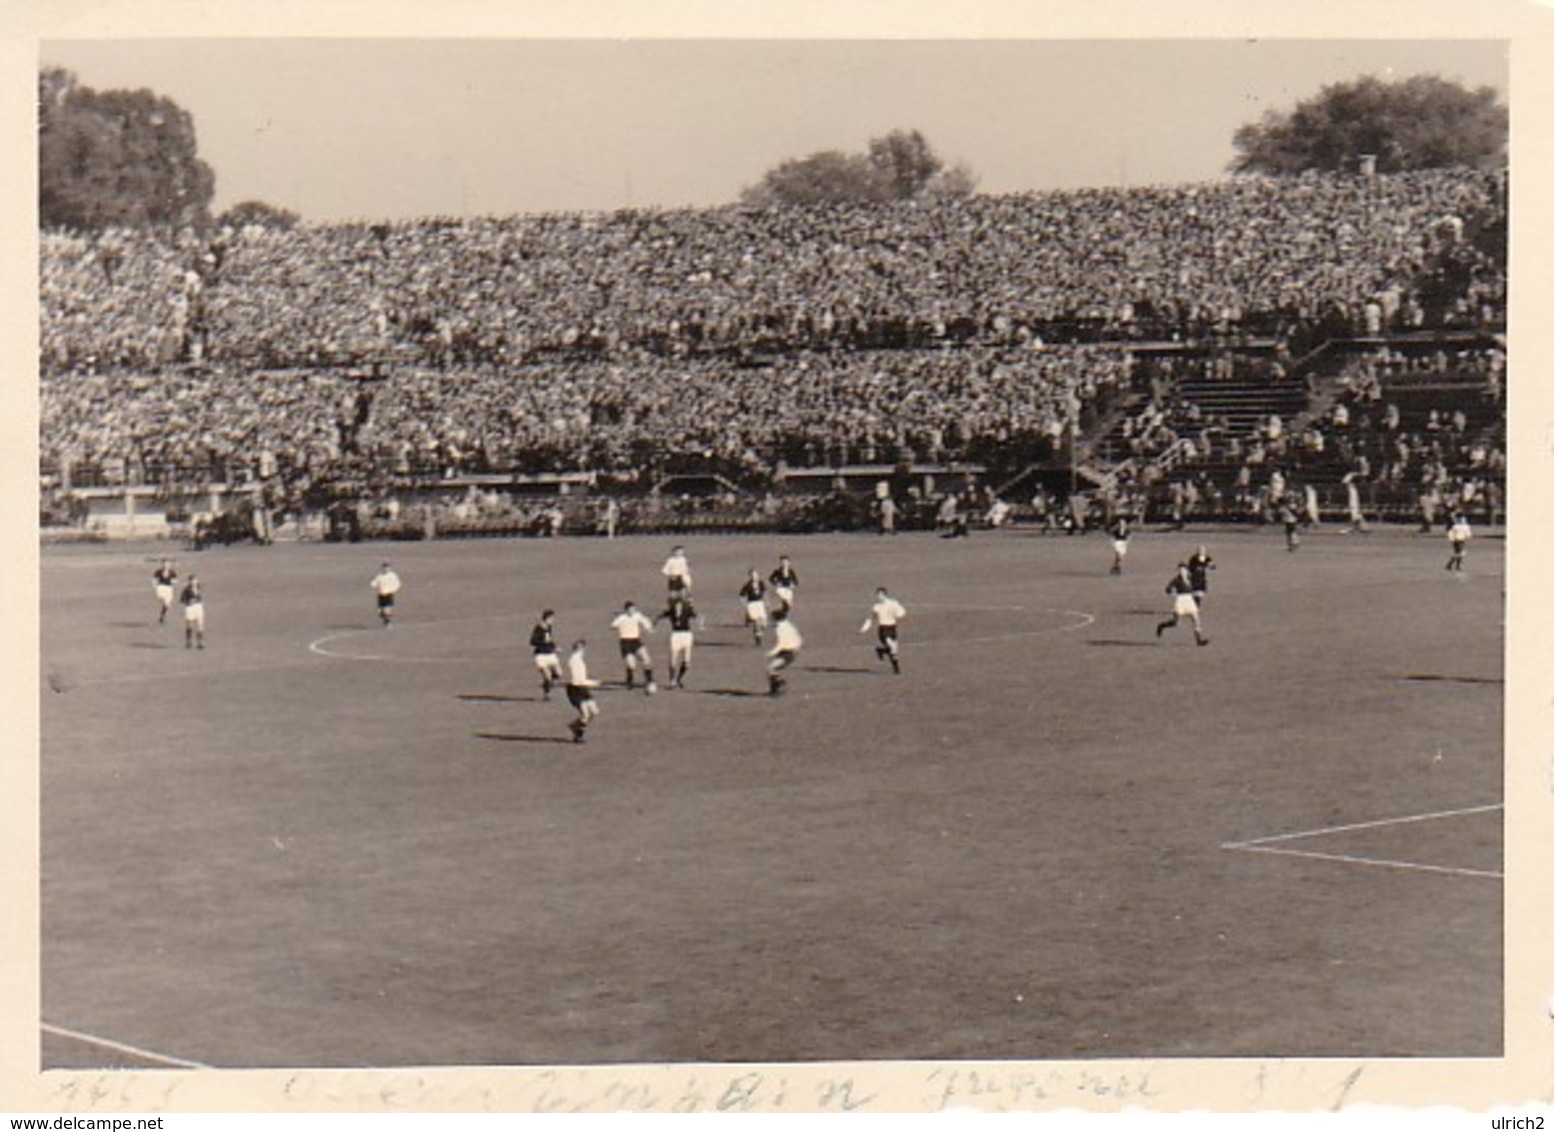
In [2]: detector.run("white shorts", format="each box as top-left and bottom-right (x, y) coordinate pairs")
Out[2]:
(670, 630), (694, 654)
(775, 586), (795, 606)
(183, 604), (205, 628)
(1173, 594), (1198, 618)
(155, 583), (174, 605)
(534, 653), (563, 675)
(1112, 540), (1129, 557)
(745, 601), (768, 624)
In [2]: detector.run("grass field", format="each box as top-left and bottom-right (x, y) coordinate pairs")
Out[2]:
(38, 523), (1504, 1068)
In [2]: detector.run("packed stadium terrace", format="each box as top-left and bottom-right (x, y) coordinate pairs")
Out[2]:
(40, 347), (1133, 487)
(40, 168), (1505, 493)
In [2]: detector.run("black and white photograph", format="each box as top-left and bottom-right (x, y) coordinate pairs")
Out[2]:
(7, 0), (1554, 1119)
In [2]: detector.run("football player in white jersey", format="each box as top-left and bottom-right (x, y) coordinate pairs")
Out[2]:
(565, 640), (601, 743)
(859, 587), (907, 673)
(766, 607), (804, 696)
(661, 545), (692, 597)
(371, 563), (401, 627)
(610, 600), (658, 692)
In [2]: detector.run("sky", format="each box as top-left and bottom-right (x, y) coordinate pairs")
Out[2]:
(37, 38), (1508, 222)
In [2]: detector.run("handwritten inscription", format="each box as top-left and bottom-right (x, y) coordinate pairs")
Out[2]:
(36, 1061), (1373, 1114)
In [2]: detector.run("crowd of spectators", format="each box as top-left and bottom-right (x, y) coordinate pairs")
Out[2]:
(40, 168), (1507, 525)
(42, 168), (1505, 374)
(1305, 347), (1507, 489)
(41, 344), (1133, 489)
(41, 228), (203, 371)
(1108, 344), (1508, 526)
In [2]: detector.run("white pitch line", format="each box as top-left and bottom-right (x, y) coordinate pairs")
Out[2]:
(1225, 843), (1503, 881)
(1223, 802), (1504, 849)
(41, 1021), (211, 1069)
(306, 630), (496, 664)
(904, 601), (1030, 612)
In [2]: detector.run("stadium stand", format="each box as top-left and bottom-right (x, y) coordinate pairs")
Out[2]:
(39, 168), (1506, 538)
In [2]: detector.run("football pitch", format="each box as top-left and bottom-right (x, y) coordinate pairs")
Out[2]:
(38, 524), (1504, 1068)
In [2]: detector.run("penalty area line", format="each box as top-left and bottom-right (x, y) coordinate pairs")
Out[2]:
(1223, 843), (1502, 881)
(1224, 802), (1503, 848)
(1221, 801), (1503, 881)
(41, 1020), (211, 1069)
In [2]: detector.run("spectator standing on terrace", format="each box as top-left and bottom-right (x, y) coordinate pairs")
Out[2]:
(1342, 472), (1369, 534)
(1303, 483), (1321, 529)
(1031, 487), (1054, 534)
(987, 497), (1013, 530)
(1067, 493), (1088, 535)
(1418, 485), (1441, 533)
(936, 493), (959, 537)
(878, 492), (897, 536)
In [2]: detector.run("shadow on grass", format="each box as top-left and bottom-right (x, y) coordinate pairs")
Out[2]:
(804, 665), (874, 675)
(1086, 639), (1158, 648)
(110, 620), (155, 629)
(458, 692), (537, 704)
(697, 687), (766, 698)
(473, 731), (576, 746)
(1398, 674), (1503, 686)
(127, 642), (173, 650)
(322, 623), (373, 632)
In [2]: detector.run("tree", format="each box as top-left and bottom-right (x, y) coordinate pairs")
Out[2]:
(39, 66), (216, 232)
(1230, 74), (1506, 176)
(921, 161), (980, 200)
(866, 129), (942, 200)
(218, 200), (301, 231)
(741, 129), (975, 207)
(740, 149), (885, 208)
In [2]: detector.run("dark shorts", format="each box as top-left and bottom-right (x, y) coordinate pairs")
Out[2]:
(618, 639), (643, 657)
(566, 685), (593, 708)
(877, 625), (898, 644)
(377, 594), (395, 609)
